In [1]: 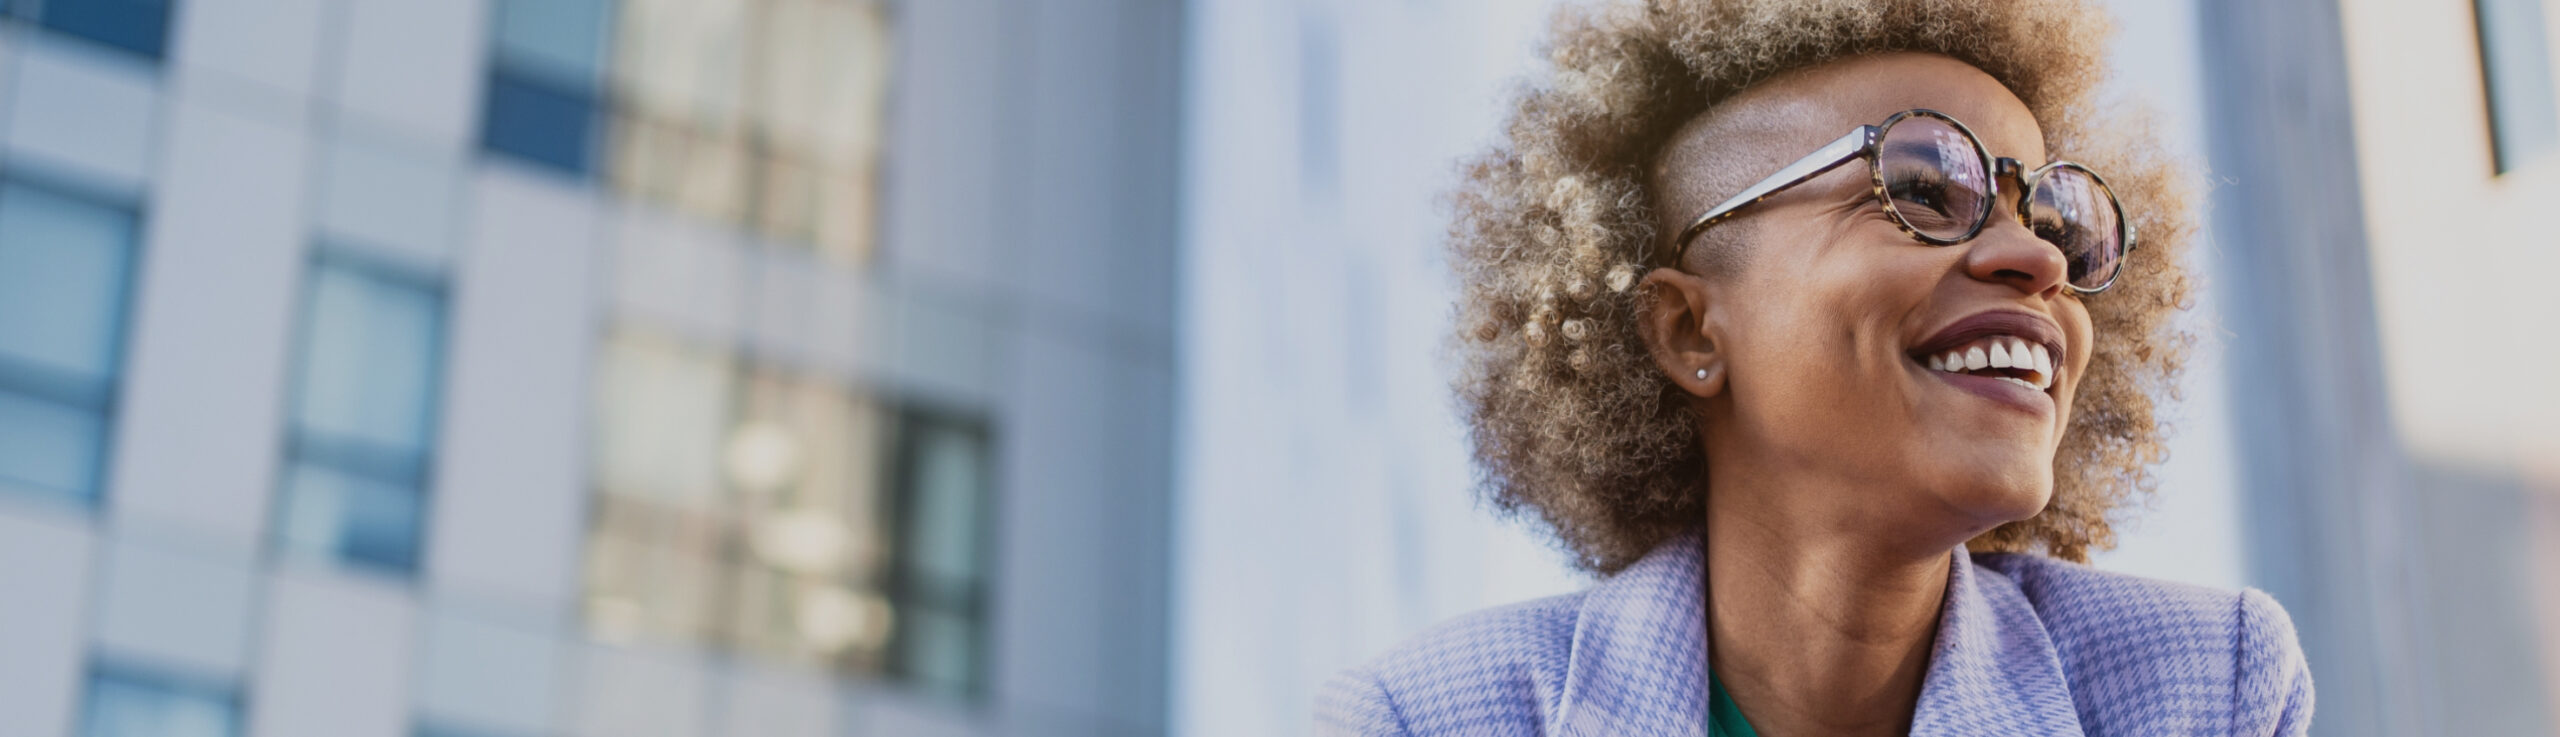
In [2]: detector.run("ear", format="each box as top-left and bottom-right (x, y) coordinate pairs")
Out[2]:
(1636, 267), (1727, 399)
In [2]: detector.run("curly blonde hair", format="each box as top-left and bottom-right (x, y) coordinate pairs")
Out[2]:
(1453, 0), (2197, 574)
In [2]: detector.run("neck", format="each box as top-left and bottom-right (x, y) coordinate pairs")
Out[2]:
(1702, 465), (1969, 737)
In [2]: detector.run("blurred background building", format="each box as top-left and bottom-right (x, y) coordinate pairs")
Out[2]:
(0, 0), (1179, 736)
(0, 0), (2554, 736)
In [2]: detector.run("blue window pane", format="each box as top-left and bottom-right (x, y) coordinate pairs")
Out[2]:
(0, 180), (137, 387)
(481, 69), (601, 176)
(81, 670), (239, 737)
(906, 423), (988, 588)
(275, 461), (424, 573)
(293, 260), (445, 453)
(0, 178), (133, 506)
(2478, 0), (2560, 172)
(0, 391), (105, 501)
(278, 253), (444, 574)
(491, 0), (616, 88)
(418, 725), (525, 737)
(897, 606), (977, 701)
(888, 409), (992, 700)
(36, 0), (173, 59)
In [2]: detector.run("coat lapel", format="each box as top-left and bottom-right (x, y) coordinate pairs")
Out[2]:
(1554, 534), (1708, 737)
(1909, 548), (2086, 735)
(1551, 536), (2085, 735)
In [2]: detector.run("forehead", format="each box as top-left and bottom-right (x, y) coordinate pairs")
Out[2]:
(1797, 54), (2045, 162)
(1657, 53), (2047, 204)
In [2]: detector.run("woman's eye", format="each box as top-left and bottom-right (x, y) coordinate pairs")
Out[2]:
(1890, 177), (1954, 218)
(2031, 214), (2077, 246)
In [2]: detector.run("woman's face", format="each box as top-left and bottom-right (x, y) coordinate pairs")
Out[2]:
(1651, 53), (2093, 536)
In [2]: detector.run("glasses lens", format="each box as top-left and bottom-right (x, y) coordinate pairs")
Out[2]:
(1878, 116), (1993, 241)
(2025, 165), (2125, 291)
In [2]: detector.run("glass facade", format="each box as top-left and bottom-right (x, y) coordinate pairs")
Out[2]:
(606, 0), (893, 263)
(479, 0), (892, 262)
(273, 250), (449, 574)
(2474, 0), (2559, 173)
(414, 723), (518, 737)
(0, 177), (140, 506)
(0, 0), (1180, 732)
(481, 0), (616, 176)
(480, 71), (607, 176)
(78, 667), (240, 737)
(18, 0), (175, 59)
(583, 330), (993, 700)
(883, 407), (994, 700)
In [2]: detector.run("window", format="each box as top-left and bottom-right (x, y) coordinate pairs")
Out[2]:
(481, 71), (605, 176)
(0, 177), (140, 506)
(477, 0), (893, 256)
(272, 250), (448, 574)
(584, 330), (736, 644)
(79, 666), (241, 737)
(605, 0), (893, 263)
(883, 406), (994, 700)
(717, 366), (895, 670)
(2476, 0), (2559, 173)
(481, 0), (617, 176)
(585, 334), (897, 664)
(415, 722), (523, 737)
(19, 0), (175, 59)
(581, 330), (994, 697)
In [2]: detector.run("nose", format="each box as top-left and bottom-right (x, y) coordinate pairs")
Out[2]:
(1962, 215), (2069, 297)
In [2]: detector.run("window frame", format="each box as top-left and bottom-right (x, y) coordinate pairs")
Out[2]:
(77, 659), (245, 737)
(269, 245), (452, 576)
(879, 400), (998, 702)
(10, 0), (177, 60)
(576, 328), (1002, 701)
(0, 171), (146, 508)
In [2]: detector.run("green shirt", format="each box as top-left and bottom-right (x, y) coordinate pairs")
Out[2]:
(1708, 672), (1759, 737)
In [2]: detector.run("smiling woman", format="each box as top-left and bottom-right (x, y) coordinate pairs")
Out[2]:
(1316, 1), (2310, 735)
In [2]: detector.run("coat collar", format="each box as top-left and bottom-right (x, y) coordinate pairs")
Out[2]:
(1551, 535), (2084, 735)
(1908, 546), (2086, 735)
(1554, 533), (1708, 736)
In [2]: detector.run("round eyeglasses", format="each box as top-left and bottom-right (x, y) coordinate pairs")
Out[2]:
(1669, 109), (2136, 294)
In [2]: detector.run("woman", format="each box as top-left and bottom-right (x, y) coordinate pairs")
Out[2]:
(1317, 1), (2313, 735)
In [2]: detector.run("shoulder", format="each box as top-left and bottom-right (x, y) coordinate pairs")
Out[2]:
(1971, 553), (2315, 735)
(1314, 592), (1584, 737)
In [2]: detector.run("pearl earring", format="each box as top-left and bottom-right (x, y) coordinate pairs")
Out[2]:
(1694, 368), (1708, 380)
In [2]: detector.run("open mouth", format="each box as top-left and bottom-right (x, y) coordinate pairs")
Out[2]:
(1914, 335), (2056, 392)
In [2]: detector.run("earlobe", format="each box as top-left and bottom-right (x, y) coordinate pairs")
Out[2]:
(1636, 267), (1727, 399)
(1685, 356), (1727, 399)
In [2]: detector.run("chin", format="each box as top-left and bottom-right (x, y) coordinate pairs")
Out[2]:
(1931, 465), (2055, 528)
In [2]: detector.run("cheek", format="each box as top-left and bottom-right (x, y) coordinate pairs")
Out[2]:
(2061, 308), (2097, 383)
(1729, 246), (1931, 394)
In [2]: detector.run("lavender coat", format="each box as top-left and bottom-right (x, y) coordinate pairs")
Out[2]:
(1317, 535), (2314, 736)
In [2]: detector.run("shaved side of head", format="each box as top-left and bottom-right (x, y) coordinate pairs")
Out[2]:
(1646, 69), (1840, 276)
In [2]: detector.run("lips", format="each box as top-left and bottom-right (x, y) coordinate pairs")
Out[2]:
(1908, 310), (2066, 396)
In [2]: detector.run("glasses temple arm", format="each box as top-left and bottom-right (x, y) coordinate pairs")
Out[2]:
(1670, 126), (1878, 259)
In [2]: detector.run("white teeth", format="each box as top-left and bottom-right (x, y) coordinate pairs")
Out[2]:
(1922, 336), (2062, 393)
(1993, 376), (2038, 391)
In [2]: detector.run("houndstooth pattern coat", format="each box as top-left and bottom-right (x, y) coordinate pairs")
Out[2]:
(1316, 534), (2314, 736)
